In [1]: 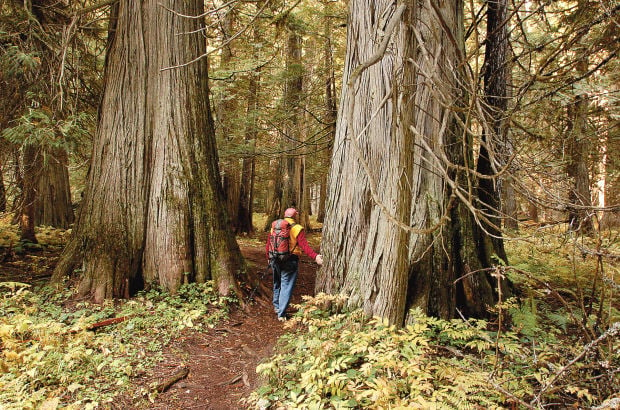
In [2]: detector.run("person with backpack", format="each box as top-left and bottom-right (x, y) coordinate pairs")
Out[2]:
(266, 207), (323, 321)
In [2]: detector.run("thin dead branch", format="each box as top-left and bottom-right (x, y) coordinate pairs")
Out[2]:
(155, 366), (190, 393)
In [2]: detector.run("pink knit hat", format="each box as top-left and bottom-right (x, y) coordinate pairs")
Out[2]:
(284, 207), (298, 218)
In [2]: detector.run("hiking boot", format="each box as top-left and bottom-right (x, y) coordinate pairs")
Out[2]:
(277, 316), (288, 322)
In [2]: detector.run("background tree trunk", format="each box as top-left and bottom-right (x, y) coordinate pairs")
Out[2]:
(265, 22), (305, 226)
(11, 149), (22, 217)
(34, 148), (74, 228)
(476, 0), (510, 260)
(317, 0), (508, 324)
(502, 179), (519, 230)
(317, 1), (337, 224)
(237, 86), (257, 234)
(317, 175), (327, 223)
(5, 0), (74, 240)
(566, 56), (593, 233)
(236, 21), (262, 235)
(19, 145), (41, 243)
(216, 7), (242, 232)
(283, 26), (304, 214)
(264, 158), (282, 231)
(52, 0), (242, 301)
(0, 160), (6, 213)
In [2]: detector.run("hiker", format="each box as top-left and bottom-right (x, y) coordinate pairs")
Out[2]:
(266, 207), (323, 321)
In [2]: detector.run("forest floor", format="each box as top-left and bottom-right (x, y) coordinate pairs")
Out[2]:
(0, 232), (318, 409)
(120, 240), (319, 409)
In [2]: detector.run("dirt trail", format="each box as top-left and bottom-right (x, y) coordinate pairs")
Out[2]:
(127, 242), (318, 409)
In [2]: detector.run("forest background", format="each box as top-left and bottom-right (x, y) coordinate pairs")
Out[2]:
(0, 0), (619, 408)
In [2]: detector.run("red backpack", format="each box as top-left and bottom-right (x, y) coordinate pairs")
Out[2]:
(267, 219), (297, 262)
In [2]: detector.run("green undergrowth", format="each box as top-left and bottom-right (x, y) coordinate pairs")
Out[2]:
(0, 281), (235, 409)
(248, 229), (620, 409)
(249, 294), (618, 409)
(0, 213), (69, 251)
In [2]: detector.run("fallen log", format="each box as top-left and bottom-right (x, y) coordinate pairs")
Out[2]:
(155, 366), (190, 393)
(87, 316), (129, 331)
(69, 316), (131, 334)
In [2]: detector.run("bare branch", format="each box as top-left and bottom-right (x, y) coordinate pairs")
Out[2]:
(347, 4), (406, 87)
(73, 0), (118, 16)
(531, 322), (620, 407)
(160, 0), (272, 71)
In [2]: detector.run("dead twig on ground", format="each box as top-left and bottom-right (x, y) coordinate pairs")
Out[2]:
(155, 366), (190, 393)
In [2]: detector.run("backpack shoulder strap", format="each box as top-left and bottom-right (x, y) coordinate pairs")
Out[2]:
(289, 222), (303, 238)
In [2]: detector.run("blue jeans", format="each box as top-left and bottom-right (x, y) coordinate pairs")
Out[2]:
(271, 255), (299, 318)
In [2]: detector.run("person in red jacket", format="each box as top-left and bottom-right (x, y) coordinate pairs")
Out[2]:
(266, 208), (323, 321)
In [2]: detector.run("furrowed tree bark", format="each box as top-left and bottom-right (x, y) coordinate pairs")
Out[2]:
(317, 0), (509, 324)
(52, 0), (242, 301)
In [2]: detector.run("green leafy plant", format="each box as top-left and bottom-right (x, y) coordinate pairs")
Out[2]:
(248, 285), (619, 409)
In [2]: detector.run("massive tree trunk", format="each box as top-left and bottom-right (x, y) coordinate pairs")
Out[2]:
(52, 0), (242, 301)
(317, 0), (508, 324)
(34, 148), (74, 228)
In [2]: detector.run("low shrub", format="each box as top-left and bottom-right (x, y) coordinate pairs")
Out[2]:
(248, 291), (619, 409)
